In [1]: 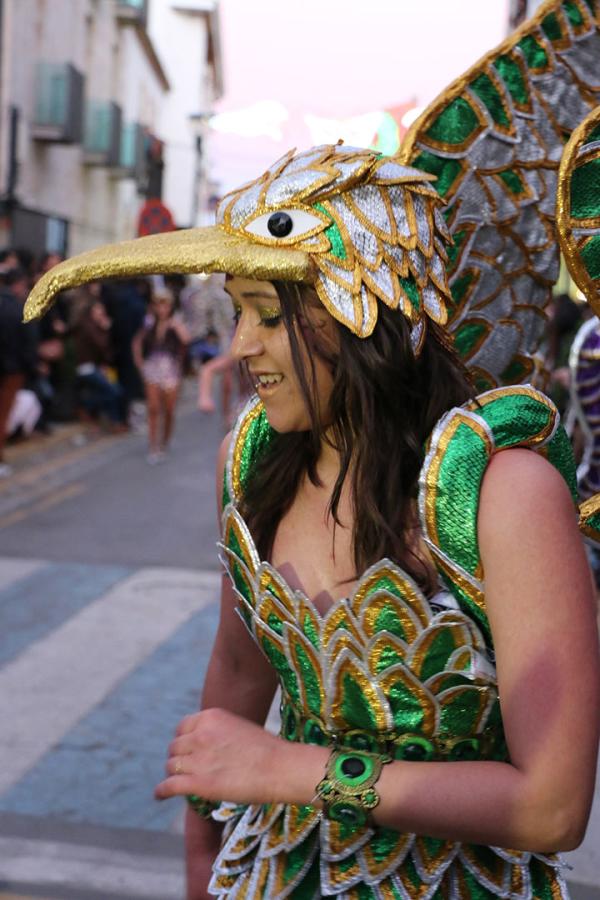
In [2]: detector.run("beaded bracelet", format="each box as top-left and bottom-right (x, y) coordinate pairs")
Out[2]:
(315, 749), (391, 828)
(186, 794), (218, 819)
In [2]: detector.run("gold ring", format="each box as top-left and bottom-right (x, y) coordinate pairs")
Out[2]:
(174, 758), (183, 776)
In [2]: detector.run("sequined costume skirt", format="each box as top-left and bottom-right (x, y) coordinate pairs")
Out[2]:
(142, 352), (182, 390)
(209, 716), (567, 899)
(208, 800), (569, 899)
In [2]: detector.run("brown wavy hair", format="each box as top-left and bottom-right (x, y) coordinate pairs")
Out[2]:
(239, 281), (474, 592)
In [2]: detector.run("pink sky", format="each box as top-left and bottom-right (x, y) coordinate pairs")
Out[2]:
(209, 0), (510, 193)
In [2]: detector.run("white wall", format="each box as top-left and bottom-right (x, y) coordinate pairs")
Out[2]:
(148, 1), (217, 227)
(0, 0), (168, 254)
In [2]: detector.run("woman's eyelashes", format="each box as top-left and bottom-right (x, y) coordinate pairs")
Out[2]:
(260, 308), (283, 328)
(231, 304), (283, 329)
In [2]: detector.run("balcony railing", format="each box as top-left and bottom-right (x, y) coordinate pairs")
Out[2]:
(116, 0), (148, 26)
(110, 121), (145, 178)
(31, 63), (84, 144)
(83, 101), (122, 167)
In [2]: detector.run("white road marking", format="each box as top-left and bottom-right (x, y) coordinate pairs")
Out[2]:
(0, 567), (220, 794)
(0, 558), (45, 593)
(0, 836), (183, 898)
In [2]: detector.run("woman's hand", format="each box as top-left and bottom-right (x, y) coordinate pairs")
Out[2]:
(155, 707), (288, 806)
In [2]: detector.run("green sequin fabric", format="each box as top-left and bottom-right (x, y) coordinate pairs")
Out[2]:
(402, 0), (600, 386)
(560, 102), (600, 302)
(208, 390), (573, 898)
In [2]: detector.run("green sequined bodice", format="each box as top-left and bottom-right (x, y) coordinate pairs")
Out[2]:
(209, 385), (575, 899)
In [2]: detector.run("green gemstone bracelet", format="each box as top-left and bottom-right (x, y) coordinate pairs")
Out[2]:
(315, 749), (391, 828)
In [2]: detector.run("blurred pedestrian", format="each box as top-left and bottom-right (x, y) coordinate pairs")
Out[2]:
(181, 274), (231, 366)
(0, 248), (19, 274)
(197, 351), (242, 429)
(7, 389), (42, 439)
(73, 297), (127, 431)
(0, 267), (38, 476)
(133, 287), (188, 464)
(179, 274), (240, 423)
(102, 278), (148, 418)
(30, 253), (72, 428)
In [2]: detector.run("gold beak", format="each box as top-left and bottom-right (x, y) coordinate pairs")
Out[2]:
(24, 226), (312, 321)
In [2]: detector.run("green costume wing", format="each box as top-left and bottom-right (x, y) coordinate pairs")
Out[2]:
(400, 0), (600, 389)
(557, 103), (600, 309)
(557, 104), (600, 537)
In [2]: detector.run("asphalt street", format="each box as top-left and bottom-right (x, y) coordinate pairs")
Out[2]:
(0, 388), (225, 899)
(0, 384), (599, 900)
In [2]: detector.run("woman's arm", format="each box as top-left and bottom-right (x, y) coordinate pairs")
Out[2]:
(202, 434), (278, 719)
(184, 435), (278, 899)
(131, 329), (145, 373)
(171, 315), (190, 345)
(160, 448), (600, 854)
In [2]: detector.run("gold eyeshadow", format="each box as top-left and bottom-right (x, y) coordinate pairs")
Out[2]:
(258, 306), (282, 320)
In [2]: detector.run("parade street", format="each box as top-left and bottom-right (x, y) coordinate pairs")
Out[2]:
(0, 390), (223, 900)
(0, 389), (599, 900)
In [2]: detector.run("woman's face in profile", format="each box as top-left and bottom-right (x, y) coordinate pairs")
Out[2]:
(225, 276), (338, 434)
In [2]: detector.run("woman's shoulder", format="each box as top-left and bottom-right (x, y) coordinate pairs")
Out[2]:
(418, 385), (580, 641)
(479, 448), (577, 542)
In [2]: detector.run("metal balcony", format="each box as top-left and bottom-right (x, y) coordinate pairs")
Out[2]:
(31, 62), (84, 144)
(116, 0), (148, 27)
(110, 121), (145, 178)
(83, 101), (123, 167)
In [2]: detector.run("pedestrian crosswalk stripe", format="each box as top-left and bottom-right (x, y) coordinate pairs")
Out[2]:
(0, 836), (184, 899)
(0, 567), (220, 795)
(0, 602), (220, 831)
(0, 561), (132, 668)
(0, 558), (45, 593)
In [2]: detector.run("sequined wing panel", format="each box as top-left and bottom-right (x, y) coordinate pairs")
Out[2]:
(556, 104), (600, 541)
(557, 104), (600, 312)
(419, 385), (578, 640)
(400, 0), (600, 388)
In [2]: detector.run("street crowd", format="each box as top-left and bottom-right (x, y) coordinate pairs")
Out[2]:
(0, 244), (593, 479)
(0, 247), (238, 477)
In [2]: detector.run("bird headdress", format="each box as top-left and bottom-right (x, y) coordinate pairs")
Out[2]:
(25, 0), (600, 389)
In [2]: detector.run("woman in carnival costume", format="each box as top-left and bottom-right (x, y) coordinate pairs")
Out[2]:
(26, 2), (600, 897)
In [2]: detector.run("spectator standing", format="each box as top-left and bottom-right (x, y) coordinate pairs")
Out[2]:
(133, 287), (188, 464)
(0, 248), (19, 274)
(181, 273), (231, 366)
(31, 253), (71, 427)
(179, 273), (240, 423)
(101, 279), (147, 419)
(73, 297), (127, 431)
(0, 267), (39, 476)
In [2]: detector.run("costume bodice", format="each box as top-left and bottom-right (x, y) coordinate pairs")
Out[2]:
(210, 385), (577, 899)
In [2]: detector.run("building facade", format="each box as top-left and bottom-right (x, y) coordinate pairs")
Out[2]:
(148, 0), (223, 228)
(0, 0), (222, 260)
